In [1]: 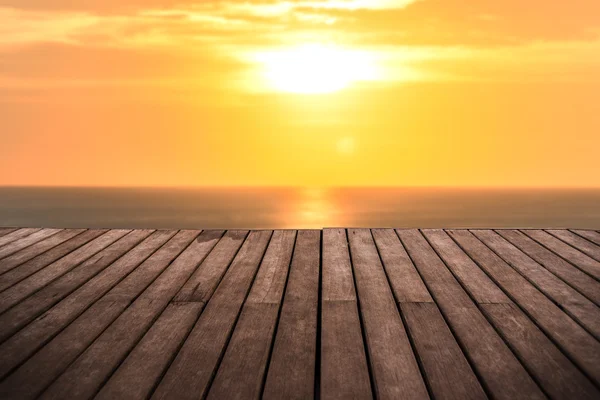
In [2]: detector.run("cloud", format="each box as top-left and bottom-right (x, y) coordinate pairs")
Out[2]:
(1, 0), (599, 95)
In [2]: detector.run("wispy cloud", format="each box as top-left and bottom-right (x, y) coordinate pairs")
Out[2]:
(0, 0), (599, 93)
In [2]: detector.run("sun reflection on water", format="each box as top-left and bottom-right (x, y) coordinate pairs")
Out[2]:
(284, 187), (342, 229)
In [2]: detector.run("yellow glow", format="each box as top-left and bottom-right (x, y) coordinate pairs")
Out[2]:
(256, 44), (380, 94)
(337, 137), (356, 155)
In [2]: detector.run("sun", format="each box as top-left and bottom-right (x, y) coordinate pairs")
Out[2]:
(256, 44), (380, 94)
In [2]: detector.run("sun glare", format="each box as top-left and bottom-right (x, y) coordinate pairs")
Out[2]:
(256, 44), (380, 94)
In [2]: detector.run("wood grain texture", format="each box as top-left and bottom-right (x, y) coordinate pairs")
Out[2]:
(422, 229), (509, 304)
(0, 228), (18, 238)
(0, 230), (183, 398)
(0, 229), (85, 278)
(572, 230), (600, 246)
(152, 230), (273, 400)
(0, 229), (62, 261)
(95, 302), (204, 400)
(0, 229), (154, 343)
(372, 229), (432, 303)
(0, 230), (173, 375)
(262, 230), (320, 400)
(547, 229), (600, 262)
(320, 229), (372, 400)
(41, 230), (208, 400)
(473, 229), (600, 339)
(0, 229), (107, 294)
(0, 228), (41, 248)
(208, 230), (296, 400)
(347, 229), (428, 400)
(398, 229), (544, 400)
(448, 229), (600, 385)
(0, 228), (597, 400)
(522, 229), (600, 280)
(401, 302), (487, 400)
(174, 230), (248, 302)
(497, 229), (600, 305)
(0, 229), (129, 315)
(482, 303), (599, 400)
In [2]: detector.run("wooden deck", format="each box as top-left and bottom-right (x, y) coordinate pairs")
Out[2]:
(0, 227), (598, 399)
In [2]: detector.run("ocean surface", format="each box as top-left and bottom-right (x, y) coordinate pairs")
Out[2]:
(0, 187), (599, 229)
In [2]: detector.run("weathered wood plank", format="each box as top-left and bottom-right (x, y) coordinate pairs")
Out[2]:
(346, 229), (428, 400)
(41, 230), (214, 400)
(548, 229), (600, 262)
(448, 229), (600, 385)
(482, 303), (599, 399)
(0, 229), (154, 343)
(0, 229), (85, 278)
(375, 230), (485, 400)
(473, 229), (600, 339)
(0, 229), (62, 261)
(401, 302), (487, 400)
(0, 228), (42, 248)
(398, 229), (544, 400)
(522, 230), (600, 280)
(98, 230), (249, 400)
(372, 229), (432, 303)
(174, 230), (249, 302)
(0, 230), (107, 295)
(152, 230), (273, 400)
(0, 230), (194, 399)
(207, 230), (296, 400)
(262, 230), (320, 400)
(95, 302), (203, 400)
(572, 230), (600, 246)
(422, 229), (509, 304)
(0, 228), (18, 238)
(0, 229), (130, 314)
(319, 228), (372, 400)
(497, 229), (600, 305)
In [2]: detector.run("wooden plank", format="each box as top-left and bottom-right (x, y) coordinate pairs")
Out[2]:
(0, 230), (154, 343)
(346, 229), (428, 400)
(522, 230), (600, 280)
(41, 230), (215, 400)
(482, 303), (599, 399)
(207, 230), (297, 400)
(473, 229), (600, 339)
(0, 230), (107, 295)
(95, 302), (204, 400)
(318, 228), (372, 400)
(0, 229), (85, 278)
(548, 229), (600, 262)
(0, 230), (195, 399)
(0, 230), (176, 379)
(497, 229), (600, 305)
(261, 230), (320, 400)
(448, 229), (600, 385)
(572, 230), (600, 246)
(372, 229), (432, 303)
(0, 229), (130, 314)
(174, 230), (249, 302)
(374, 230), (485, 400)
(401, 302), (487, 400)
(398, 229), (544, 400)
(98, 230), (250, 400)
(421, 229), (510, 304)
(0, 228), (18, 238)
(152, 230), (273, 400)
(0, 228), (41, 248)
(0, 228), (62, 261)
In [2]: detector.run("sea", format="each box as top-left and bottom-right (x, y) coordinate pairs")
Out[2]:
(0, 187), (599, 229)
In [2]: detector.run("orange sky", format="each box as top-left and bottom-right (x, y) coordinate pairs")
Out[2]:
(1, 0), (599, 187)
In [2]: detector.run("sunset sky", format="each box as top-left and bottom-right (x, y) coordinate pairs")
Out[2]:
(1, 0), (599, 187)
